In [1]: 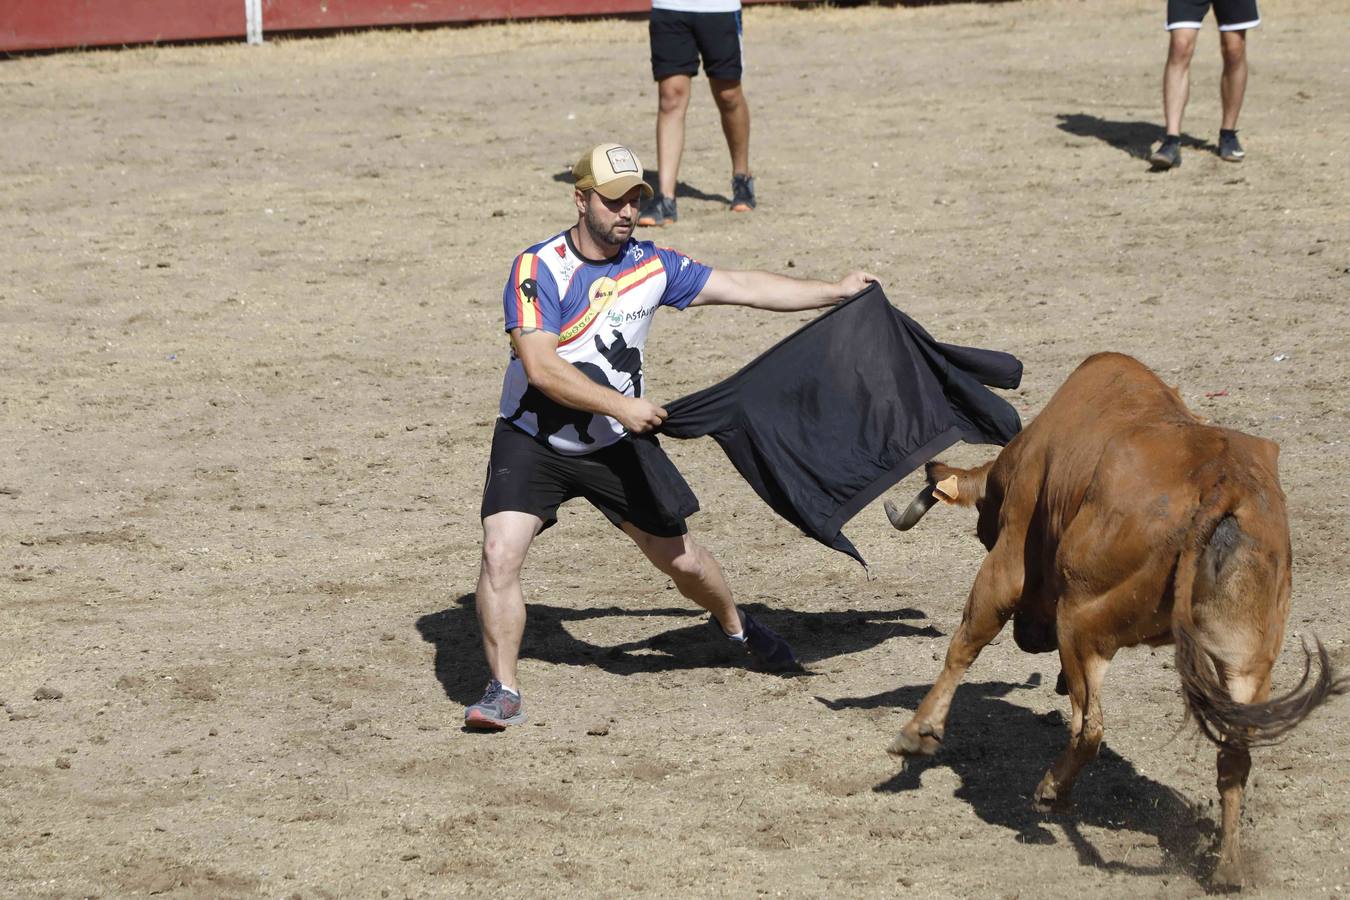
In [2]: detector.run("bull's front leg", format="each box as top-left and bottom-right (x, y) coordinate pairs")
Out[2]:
(888, 540), (1023, 759)
(1031, 645), (1111, 813)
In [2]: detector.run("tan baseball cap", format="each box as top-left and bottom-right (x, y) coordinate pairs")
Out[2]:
(572, 143), (654, 201)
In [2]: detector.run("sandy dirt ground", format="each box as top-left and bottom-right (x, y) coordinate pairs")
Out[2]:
(3, 1), (1349, 896)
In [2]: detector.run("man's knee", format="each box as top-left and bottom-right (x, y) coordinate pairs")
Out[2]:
(1220, 34), (1247, 65)
(658, 77), (691, 113)
(481, 536), (526, 587)
(1167, 30), (1199, 63)
(654, 541), (710, 584)
(668, 549), (708, 583)
(709, 79), (745, 111)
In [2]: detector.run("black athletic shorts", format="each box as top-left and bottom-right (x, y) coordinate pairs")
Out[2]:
(1166, 0), (1260, 30)
(480, 419), (689, 538)
(650, 8), (744, 82)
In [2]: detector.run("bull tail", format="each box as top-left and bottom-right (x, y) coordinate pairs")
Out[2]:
(1172, 492), (1347, 750)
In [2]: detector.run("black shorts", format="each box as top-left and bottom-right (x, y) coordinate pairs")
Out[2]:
(480, 419), (689, 538)
(1166, 0), (1260, 30)
(650, 8), (744, 82)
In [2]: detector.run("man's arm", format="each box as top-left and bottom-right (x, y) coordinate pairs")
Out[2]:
(688, 268), (877, 311)
(510, 328), (667, 433)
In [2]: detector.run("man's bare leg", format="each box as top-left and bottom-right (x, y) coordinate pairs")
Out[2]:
(1163, 28), (1199, 135)
(622, 524), (800, 670)
(1151, 27), (1198, 168)
(476, 510), (543, 692)
(655, 74), (692, 200)
(1219, 30), (1248, 131)
(709, 77), (750, 178)
(622, 524), (740, 633)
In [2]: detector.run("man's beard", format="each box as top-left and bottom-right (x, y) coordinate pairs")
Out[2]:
(584, 206), (632, 249)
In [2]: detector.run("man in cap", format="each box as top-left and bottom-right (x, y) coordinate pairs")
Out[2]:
(465, 142), (874, 729)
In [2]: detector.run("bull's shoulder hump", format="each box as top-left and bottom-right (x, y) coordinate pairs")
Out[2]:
(1220, 428), (1282, 470)
(1075, 351), (1149, 372)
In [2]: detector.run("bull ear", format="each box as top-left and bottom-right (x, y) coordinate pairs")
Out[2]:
(884, 488), (940, 531)
(933, 475), (960, 503)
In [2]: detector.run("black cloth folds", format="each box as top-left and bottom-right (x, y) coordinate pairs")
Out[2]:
(633, 283), (1023, 565)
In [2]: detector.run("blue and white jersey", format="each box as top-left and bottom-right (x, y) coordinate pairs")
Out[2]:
(499, 229), (712, 455)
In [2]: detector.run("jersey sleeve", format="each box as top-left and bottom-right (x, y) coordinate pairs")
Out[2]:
(655, 247), (712, 311)
(502, 251), (562, 334)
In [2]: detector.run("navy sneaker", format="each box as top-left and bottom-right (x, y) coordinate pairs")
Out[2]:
(638, 194), (677, 227)
(1149, 136), (1182, 171)
(464, 679), (525, 729)
(1219, 129), (1245, 162)
(712, 608), (800, 672)
(730, 173), (756, 212)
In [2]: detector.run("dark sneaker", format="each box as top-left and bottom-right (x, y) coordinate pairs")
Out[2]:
(464, 679), (525, 729)
(637, 194), (677, 227)
(1149, 137), (1182, 170)
(712, 608), (801, 672)
(730, 173), (756, 212)
(1219, 129), (1245, 162)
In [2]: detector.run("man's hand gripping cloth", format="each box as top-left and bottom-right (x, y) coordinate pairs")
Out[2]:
(632, 283), (1023, 565)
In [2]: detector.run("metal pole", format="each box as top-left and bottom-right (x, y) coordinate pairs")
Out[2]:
(245, 0), (263, 44)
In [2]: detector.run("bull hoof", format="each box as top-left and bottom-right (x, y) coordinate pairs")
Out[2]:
(1032, 777), (1072, 814)
(1211, 857), (1246, 890)
(886, 723), (943, 758)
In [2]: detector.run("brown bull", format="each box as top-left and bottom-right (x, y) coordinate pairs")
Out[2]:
(884, 352), (1343, 887)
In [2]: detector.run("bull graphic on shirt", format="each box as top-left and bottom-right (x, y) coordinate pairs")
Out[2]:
(504, 360), (611, 445)
(596, 330), (643, 398)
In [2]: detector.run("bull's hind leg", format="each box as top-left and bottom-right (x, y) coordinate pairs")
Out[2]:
(888, 538), (1023, 758)
(1033, 626), (1113, 812)
(1212, 666), (1270, 887)
(1196, 513), (1288, 887)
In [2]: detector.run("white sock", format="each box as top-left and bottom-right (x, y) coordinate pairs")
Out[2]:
(726, 630), (746, 643)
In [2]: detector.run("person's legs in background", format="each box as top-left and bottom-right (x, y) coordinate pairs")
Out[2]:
(1151, 25), (1199, 169)
(710, 76), (754, 211)
(642, 8), (698, 227)
(655, 74), (692, 203)
(1218, 28), (1248, 160)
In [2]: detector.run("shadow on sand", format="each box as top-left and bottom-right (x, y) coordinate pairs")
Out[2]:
(1056, 113), (1214, 161)
(415, 592), (941, 705)
(818, 679), (1220, 885)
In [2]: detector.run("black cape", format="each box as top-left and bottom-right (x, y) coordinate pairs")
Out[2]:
(633, 283), (1023, 565)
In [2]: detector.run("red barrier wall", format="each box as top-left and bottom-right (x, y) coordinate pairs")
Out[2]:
(2, 1), (244, 51)
(263, 1), (648, 32)
(1, 1), (776, 53)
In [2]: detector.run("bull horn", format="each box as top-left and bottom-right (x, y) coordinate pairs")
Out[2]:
(884, 487), (940, 531)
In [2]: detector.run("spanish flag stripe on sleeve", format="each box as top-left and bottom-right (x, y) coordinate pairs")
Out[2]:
(510, 255), (526, 325)
(515, 253), (539, 329)
(617, 258), (664, 296)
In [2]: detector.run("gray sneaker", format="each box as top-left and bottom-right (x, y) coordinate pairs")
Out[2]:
(1219, 130), (1245, 162)
(464, 679), (525, 729)
(1149, 137), (1182, 171)
(638, 194), (677, 227)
